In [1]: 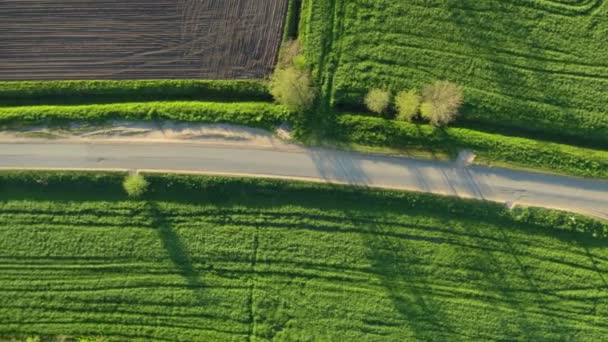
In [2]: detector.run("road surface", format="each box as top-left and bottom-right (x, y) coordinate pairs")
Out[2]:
(1, 141), (607, 219)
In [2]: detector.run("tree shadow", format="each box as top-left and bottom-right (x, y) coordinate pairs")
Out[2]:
(582, 245), (608, 288)
(444, 0), (607, 147)
(358, 212), (460, 341)
(145, 201), (208, 305)
(460, 219), (593, 340)
(309, 148), (370, 185)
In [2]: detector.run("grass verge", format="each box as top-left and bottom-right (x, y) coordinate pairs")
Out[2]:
(0, 102), (290, 130)
(0, 80), (271, 106)
(336, 114), (608, 179)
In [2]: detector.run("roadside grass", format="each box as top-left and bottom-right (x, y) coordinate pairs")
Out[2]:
(335, 114), (608, 179)
(0, 172), (606, 341)
(304, 0), (608, 147)
(0, 102), (290, 131)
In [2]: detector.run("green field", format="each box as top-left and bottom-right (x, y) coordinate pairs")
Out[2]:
(1, 173), (607, 341)
(300, 0), (608, 146)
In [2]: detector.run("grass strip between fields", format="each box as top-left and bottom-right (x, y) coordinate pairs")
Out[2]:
(0, 80), (271, 106)
(0, 101), (291, 130)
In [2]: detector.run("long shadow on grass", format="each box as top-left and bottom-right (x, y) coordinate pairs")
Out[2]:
(445, 0), (607, 148)
(309, 148), (370, 185)
(358, 212), (460, 341)
(464, 220), (557, 340)
(145, 201), (207, 305)
(462, 217), (608, 339)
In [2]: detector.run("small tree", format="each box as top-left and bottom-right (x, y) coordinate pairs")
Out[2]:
(270, 40), (316, 112)
(420, 80), (464, 126)
(364, 88), (391, 114)
(269, 65), (316, 112)
(123, 174), (148, 198)
(395, 90), (421, 122)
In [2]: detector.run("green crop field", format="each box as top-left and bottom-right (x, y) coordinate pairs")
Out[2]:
(300, 0), (608, 145)
(1, 173), (607, 341)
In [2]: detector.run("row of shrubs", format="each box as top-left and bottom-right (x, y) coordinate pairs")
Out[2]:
(364, 81), (464, 126)
(0, 101), (290, 130)
(335, 114), (608, 179)
(0, 80), (271, 106)
(1, 171), (606, 238)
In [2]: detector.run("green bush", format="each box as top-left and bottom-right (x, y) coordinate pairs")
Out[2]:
(0, 80), (270, 106)
(270, 40), (316, 113)
(270, 66), (316, 112)
(123, 174), (148, 198)
(0, 101), (290, 130)
(335, 114), (608, 178)
(395, 90), (421, 122)
(0, 171), (126, 201)
(364, 89), (391, 114)
(508, 207), (608, 239)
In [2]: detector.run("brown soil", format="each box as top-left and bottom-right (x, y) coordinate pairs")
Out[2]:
(0, 0), (288, 80)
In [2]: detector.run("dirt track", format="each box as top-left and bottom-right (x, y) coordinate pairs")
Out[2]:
(0, 0), (288, 80)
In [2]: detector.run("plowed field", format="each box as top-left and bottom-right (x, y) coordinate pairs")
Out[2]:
(0, 0), (288, 80)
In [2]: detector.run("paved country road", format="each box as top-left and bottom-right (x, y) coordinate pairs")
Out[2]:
(1, 141), (607, 220)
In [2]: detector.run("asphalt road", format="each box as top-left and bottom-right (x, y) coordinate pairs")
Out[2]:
(1, 141), (607, 219)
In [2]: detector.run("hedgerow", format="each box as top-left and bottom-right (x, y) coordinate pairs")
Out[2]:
(1, 171), (606, 238)
(335, 114), (608, 178)
(0, 101), (290, 130)
(0, 80), (271, 106)
(282, 0), (301, 42)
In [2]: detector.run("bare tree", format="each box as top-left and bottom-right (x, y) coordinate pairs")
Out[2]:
(364, 88), (391, 114)
(420, 81), (464, 126)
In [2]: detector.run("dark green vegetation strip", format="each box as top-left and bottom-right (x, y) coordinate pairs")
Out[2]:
(0, 102), (290, 130)
(282, 0), (301, 42)
(313, 0), (608, 146)
(0, 80), (271, 106)
(336, 114), (608, 178)
(0, 172), (607, 341)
